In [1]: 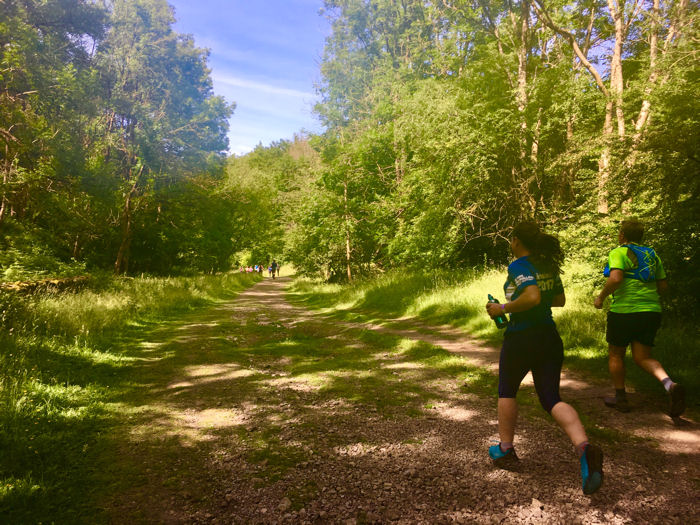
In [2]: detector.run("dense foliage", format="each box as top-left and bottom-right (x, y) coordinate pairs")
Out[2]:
(263, 0), (698, 310)
(2, 0), (698, 306)
(0, 0), (243, 277)
(223, 136), (320, 268)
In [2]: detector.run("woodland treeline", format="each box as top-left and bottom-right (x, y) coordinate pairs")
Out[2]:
(2, 1), (699, 306)
(1, 0), (238, 277)
(258, 0), (698, 308)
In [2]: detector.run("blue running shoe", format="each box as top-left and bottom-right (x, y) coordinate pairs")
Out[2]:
(488, 443), (519, 469)
(580, 444), (604, 495)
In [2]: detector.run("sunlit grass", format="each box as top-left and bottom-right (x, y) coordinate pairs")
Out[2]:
(0, 271), (261, 523)
(289, 264), (699, 410)
(25, 273), (259, 341)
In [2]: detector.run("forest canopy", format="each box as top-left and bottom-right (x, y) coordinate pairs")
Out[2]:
(276, 0), (698, 309)
(1, 0), (236, 276)
(1, 0), (698, 307)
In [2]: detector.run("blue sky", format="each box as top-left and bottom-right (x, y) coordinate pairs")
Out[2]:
(168, 0), (331, 156)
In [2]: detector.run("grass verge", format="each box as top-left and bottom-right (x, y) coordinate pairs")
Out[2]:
(288, 263), (699, 414)
(0, 272), (261, 523)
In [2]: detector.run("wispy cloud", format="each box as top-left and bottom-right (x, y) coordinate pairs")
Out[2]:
(229, 143), (256, 156)
(214, 75), (315, 99)
(169, 0), (328, 155)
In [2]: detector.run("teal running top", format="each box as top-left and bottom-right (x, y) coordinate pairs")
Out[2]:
(503, 256), (564, 333)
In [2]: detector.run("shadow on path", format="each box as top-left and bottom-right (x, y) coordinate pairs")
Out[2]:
(298, 279), (700, 456)
(103, 277), (699, 524)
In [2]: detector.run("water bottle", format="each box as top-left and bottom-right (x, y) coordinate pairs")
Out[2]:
(488, 294), (508, 329)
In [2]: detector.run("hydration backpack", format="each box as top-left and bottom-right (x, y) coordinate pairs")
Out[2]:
(603, 244), (658, 282)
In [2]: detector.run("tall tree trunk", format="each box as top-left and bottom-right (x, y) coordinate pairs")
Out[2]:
(516, 0), (528, 145)
(633, 0), (688, 142)
(114, 182), (136, 275)
(0, 146), (9, 226)
(534, 0), (615, 214)
(114, 168), (140, 275)
(557, 5), (593, 205)
(513, 0), (536, 214)
(72, 234), (81, 259)
(0, 140), (19, 226)
(555, 112), (577, 203)
(343, 179), (352, 282)
(592, 0), (628, 214)
(478, 0), (515, 88)
(394, 154), (404, 185)
(633, 0), (659, 138)
(607, 0), (626, 139)
(598, 100), (615, 214)
(531, 109), (541, 166)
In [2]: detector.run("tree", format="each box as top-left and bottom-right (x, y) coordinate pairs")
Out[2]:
(0, 0), (106, 226)
(96, 0), (232, 274)
(0, 0), (237, 279)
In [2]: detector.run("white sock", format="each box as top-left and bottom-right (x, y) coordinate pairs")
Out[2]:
(662, 377), (674, 392)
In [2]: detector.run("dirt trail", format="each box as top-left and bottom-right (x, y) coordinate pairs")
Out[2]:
(107, 276), (699, 524)
(323, 297), (699, 456)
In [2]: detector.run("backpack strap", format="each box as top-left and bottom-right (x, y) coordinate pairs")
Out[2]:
(621, 244), (658, 282)
(602, 244), (658, 282)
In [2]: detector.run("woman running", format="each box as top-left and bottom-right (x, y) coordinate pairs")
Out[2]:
(485, 221), (603, 495)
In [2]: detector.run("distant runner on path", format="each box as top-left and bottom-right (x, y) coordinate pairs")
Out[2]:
(594, 218), (685, 417)
(486, 221), (603, 495)
(271, 260), (278, 280)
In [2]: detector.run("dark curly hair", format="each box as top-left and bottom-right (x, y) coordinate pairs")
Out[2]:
(512, 221), (564, 275)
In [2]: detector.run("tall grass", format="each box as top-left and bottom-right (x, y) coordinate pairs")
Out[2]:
(0, 272), (260, 523)
(289, 263), (699, 410)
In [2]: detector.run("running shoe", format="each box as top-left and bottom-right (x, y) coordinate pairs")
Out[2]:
(580, 444), (604, 495)
(668, 383), (686, 417)
(604, 395), (631, 413)
(488, 443), (519, 469)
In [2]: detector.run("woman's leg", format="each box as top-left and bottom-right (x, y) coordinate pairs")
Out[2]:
(550, 402), (588, 446)
(551, 400), (604, 495)
(498, 397), (518, 444)
(531, 328), (603, 494)
(497, 334), (528, 445)
(490, 334), (528, 466)
(531, 328), (587, 446)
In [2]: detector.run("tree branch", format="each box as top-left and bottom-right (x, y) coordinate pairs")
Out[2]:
(532, 0), (610, 97)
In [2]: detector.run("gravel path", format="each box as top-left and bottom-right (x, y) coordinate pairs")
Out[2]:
(322, 296), (699, 456)
(106, 277), (699, 524)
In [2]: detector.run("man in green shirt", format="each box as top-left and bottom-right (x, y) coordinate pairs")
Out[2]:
(594, 218), (685, 417)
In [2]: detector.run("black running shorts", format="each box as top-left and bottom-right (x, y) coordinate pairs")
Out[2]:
(606, 311), (662, 347)
(498, 324), (564, 413)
